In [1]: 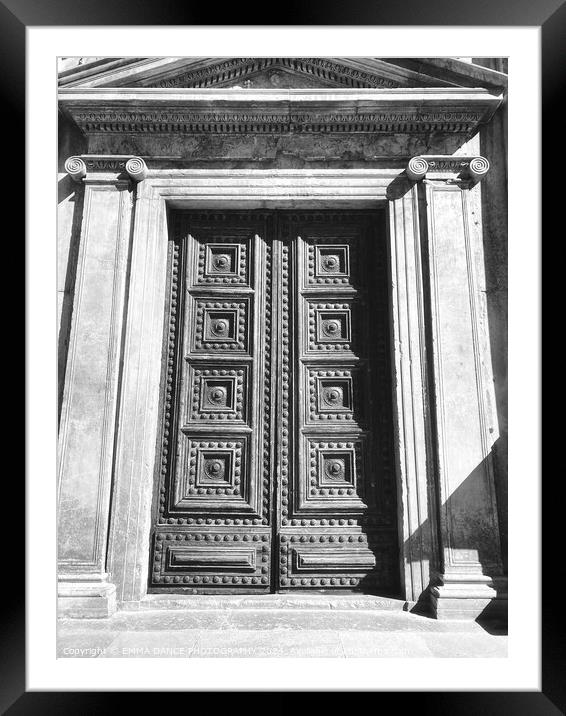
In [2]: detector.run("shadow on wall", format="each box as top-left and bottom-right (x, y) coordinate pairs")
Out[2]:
(57, 175), (84, 423)
(403, 442), (507, 632)
(57, 113), (87, 421)
(479, 103), (508, 574)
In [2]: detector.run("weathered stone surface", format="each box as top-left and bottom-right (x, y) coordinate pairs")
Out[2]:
(58, 182), (131, 566)
(57, 177), (132, 616)
(57, 607), (507, 657)
(58, 578), (117, 618)
(85, 131), (466, 167)
(130, 593), (408, 612)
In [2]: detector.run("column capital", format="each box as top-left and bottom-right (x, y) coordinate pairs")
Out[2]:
(64, 156), (87, 182)
(467, 156), (490, 182)
(406, 156), (429, 182)
(405, 155), (490, 184)
(125, 156), (148, 182)
(64, 155), (148, 183)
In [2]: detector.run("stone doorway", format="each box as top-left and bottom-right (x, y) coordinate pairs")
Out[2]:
(148, 209), (400, 595)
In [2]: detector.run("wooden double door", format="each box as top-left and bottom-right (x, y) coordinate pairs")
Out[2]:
(149, 210), (399, 594)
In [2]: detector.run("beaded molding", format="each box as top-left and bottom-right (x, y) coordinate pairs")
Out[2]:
(261, 241), (273, 525)
(157, 239), (181, 525)
(279, 242), (291, 526)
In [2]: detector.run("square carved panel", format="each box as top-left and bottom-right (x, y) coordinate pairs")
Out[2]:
(318, 379), (352, 412)
(311, 441), (359, 495)
(304, 238), (359, 287)
(196, 239), (249, 285)
(172, 435), (257, 515)
(295, 437), (367, 514)
(315, 246), (349, 280)
(193, 299), (249, 352)
(307, 301), (354, 351)
(189, 366), (247, 422)
(307, 367), (364, 423)
(188, 439), (244, 495)
(318, 451), (355, 488)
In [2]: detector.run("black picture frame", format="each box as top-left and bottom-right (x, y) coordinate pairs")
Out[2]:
(12, 1), (556, 710)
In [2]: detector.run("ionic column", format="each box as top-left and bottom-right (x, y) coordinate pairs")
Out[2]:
(57, 157), (144, 616)
(408, 155), (506, 619)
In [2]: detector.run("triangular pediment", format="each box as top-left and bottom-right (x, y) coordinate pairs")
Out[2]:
(58, 56), (507, 92)
(154, 60), (348, 89)
(140, 58), (414, 89)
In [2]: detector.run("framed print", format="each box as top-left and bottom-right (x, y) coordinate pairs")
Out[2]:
(11, 1), (555, 709)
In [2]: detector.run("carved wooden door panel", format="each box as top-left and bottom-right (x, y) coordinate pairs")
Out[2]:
(277, 213), (398, 593)
(149, 211), (399, 595)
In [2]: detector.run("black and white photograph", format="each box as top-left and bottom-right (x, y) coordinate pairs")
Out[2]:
(55, 54), (509, 657)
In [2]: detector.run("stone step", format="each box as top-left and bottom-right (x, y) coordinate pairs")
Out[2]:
(128, 593), (409, 612)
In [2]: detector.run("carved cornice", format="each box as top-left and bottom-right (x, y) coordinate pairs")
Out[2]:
(64, 155), (148, 182)
(59, 88), (501, 137)
(145, 58), (403, 90)
(406, 155), (490, 183)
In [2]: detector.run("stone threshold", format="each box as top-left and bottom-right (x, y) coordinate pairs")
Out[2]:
(120, 593), (411, 612)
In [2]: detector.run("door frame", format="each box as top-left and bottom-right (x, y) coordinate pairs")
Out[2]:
(104, 169), (436, 608)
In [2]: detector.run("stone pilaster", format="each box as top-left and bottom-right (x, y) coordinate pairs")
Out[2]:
(57, 159), (135, 617)
(414, 158), (506, 619)
(388, 187), (438, 609)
